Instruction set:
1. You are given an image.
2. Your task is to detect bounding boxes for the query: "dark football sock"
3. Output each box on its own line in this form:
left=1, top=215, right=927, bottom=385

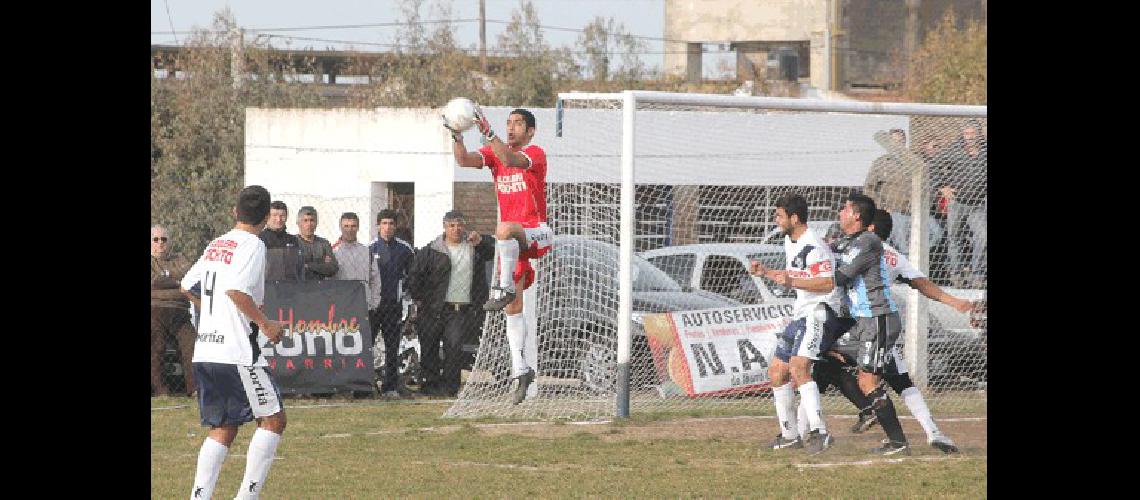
left=865, top=387, right=907, bottom=443
left=836, top=367, right=873, bottom=414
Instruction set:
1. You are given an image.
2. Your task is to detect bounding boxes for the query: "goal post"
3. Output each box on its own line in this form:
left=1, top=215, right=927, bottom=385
left=446, top=90, right=986, bottom=420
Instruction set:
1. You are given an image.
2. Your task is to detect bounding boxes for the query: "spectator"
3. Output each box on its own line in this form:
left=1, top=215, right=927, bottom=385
left=332, top=211, right=382, bottom=335
left=862, top=128, right=944, bottom=256
left=259, top=200, right=304, bottom=282
left=933, top=119, right=987, bottom=287
left=408, top=210, right=496, bottom=397
left=150, top=224, right=196, bottom=396
left=296, top=206, right=339, bottom=280
left=918, top=137, right=953, bottom=284
left=369, top=209, right=416, bottom=398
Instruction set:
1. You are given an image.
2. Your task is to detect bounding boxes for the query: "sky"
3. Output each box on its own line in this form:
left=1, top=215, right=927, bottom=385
left=150, top=0, right=737, bottom=78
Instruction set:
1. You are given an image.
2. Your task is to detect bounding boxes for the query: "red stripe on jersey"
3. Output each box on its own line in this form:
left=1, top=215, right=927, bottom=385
left=809, top=260, right=832, bottom=275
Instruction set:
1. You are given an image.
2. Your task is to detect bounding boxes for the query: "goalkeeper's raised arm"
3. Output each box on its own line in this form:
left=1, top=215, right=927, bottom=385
left=444, top=116, right=485, bottom=169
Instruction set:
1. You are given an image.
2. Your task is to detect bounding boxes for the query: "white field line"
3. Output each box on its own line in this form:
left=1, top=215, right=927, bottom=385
left=288, top=399, right=456, bottom=409
left=151, top=405, right=189, bottom=411
left=682, top=415, right=986, bottom=422
left=796, top=456, right=978, bottom=470
left=323, top=414, right=985, bottom=438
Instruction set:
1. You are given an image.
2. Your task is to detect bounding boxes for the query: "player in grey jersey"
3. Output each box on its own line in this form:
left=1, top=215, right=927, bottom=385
left=831, top=194, right=911, bottom=455
left=844, top=209, right=972, bottom=452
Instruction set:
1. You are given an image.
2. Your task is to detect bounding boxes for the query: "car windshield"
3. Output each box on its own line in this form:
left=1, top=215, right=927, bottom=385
left=557, top=237, right=684, bottom=293
left=634, top=257, right=684, bottom=292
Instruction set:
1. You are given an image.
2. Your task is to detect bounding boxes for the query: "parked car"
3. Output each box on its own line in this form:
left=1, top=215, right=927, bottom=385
left=639, top=242, right=987, bottom=389
left=518, top=235, right=744, bottom=392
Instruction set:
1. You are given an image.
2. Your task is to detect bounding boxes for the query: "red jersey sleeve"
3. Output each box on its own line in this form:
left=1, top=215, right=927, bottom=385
left=521, top=145, right=546, bottom=178
left=477, top=145, right=496, bottom=172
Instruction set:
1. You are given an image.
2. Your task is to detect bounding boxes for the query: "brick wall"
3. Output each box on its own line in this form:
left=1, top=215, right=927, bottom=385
left=453, top=182, right=499, bottom=236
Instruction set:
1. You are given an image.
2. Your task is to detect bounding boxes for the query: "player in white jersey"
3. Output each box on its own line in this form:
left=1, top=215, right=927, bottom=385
left=178, top=185, right=288, bottom=500
left=749, top=194, right=844, bottom=455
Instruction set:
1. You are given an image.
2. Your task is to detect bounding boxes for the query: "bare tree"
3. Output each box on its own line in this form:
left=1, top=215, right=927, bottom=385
left=577, top=16, right=650, bottom=83
left=151, top=9, right=324, bottom=257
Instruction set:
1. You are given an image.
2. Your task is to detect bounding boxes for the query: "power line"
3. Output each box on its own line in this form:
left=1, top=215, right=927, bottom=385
left=247, top=19, right=481, bottom=32
left=163, top=0, right=178, bottom=44
left=150, top=19, right=483, bottom=36
left=249, top=34, right=893, bottom=57
left=152, top=19, right=899, bottom=57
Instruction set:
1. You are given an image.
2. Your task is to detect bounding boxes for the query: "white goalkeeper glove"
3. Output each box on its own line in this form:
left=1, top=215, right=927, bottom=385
left=472, top=104, right=496, bottom=142
left=441, top=115, right=463, bottom=143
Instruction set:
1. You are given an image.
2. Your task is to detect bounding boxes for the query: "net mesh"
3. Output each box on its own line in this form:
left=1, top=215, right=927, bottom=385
left=445, top=95, right=986, bottom=420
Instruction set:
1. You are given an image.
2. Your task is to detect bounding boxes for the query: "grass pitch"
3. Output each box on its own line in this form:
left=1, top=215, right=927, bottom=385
left=152, top=396, right=986, bottom=498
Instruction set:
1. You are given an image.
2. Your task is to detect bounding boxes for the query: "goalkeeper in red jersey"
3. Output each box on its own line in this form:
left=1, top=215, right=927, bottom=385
left=446, top=106, right=552, bottom=405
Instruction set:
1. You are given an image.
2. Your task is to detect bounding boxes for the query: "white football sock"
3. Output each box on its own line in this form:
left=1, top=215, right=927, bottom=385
left=797, top=381, right=827, bottom=433
left=901, top=386, right=940, bottom=442
left=190, top=437, right=228, bottom=500
left=505, top=312, right=528, bottom=377
left=235, top=428, right=282, bottom=500
left=796, top=401, right=810, bottom=439
left=496, top=239, right=520, bottom=292
left=772, top=382, right=798, bottom=440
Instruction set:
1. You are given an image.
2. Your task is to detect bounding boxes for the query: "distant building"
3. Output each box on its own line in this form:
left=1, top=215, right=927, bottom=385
left=663, top=0, right=986, bottom=91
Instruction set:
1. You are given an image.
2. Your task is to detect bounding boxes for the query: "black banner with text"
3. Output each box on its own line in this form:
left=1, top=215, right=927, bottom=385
left=261, top=280, right=374, bottom=395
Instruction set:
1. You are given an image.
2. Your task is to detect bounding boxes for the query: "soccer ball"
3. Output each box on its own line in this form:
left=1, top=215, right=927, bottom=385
left=443, top=97, right=478, bottom=132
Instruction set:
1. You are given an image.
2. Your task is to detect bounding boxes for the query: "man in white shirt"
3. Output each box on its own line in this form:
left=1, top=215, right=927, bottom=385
left=179, top=185, right=287, bottom=500
left=749, top=193, right=844, bottom=455
left=408, top=210, right=496, bottom=397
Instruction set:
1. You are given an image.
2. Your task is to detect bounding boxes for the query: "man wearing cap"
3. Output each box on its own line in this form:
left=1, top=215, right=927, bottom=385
left=295, top=206, right=339, bottom=281
left=408, top=211, right=496, bottom=396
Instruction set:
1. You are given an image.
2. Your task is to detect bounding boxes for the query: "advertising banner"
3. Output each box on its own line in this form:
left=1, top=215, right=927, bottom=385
left=262, top=280, right=375, bottom=395
left=642, top=304, right=794, bottom=397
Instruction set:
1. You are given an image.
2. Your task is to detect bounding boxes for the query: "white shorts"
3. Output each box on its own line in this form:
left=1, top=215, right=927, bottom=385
left=520, top=221, right=553, bottom=259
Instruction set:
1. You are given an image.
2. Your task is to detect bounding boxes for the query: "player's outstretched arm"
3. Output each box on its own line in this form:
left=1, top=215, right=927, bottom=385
left=443, top=115, right=484, bottom=168
left=226, top=290, right=285, bottom=343
left=910, top=277, right=973, bottom=313
left=786, top=276, right=835, bottom=293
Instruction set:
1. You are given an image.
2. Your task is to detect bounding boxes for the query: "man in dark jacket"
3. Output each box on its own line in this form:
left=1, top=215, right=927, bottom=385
left=370, top=209, right=416, bottom=398
left=932, top=119, right=987, bottom=287
left=259, top=201, right=304, bottom=282
left=408, top=210, right=496, bottom=396
left=296, top=206, right=339, bottom=281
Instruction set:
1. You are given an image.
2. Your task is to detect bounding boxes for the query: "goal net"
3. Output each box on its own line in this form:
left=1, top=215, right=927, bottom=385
left=445, top=92, right=986, bottom=420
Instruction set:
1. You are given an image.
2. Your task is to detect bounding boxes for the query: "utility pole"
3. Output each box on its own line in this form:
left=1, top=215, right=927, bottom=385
left=905, top=0, right=921, bottom=59
left=480, top=0, right=487, bottom=73
left=230, top=26, right=244, bottom=90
